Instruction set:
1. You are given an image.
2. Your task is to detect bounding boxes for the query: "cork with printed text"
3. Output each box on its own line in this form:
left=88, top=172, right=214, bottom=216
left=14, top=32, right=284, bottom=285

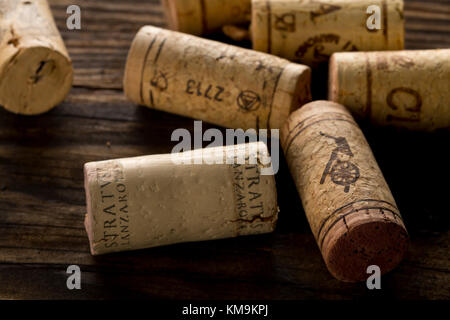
left=84, top=142, right=279, bottom=255
left=329, top=49, right=450, bottom=131
left=123, top=25, right=311, bottom=130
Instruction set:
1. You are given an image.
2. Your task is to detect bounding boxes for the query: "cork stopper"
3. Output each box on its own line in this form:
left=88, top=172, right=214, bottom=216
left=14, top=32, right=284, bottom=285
left=281, top=101, right=409, bottom=282
left=0, top=0, right=73, bottom=115
left=123, top=25, right=311, bottom=130
left=329, top=49, right=450, bottom=131
left=162, top=0, right=251, bottom=36
left=84, top=142, right=279, bottom=255
left=252, top=0, right=404, bottom=66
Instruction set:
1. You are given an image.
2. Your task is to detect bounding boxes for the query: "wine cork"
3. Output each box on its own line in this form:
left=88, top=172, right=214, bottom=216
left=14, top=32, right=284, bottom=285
left=84, top=142, right=279, bottom=255
left=124, top=25, right=311, bottom=130
left=162, top=0, right=251, bottom=35
left=329, top=49, right=450, bottom=131
left=251, top=0, right=404, bottom=66
left=0, top=0, right=73, bottom=115
left=281, top=101, right=409, bottom=282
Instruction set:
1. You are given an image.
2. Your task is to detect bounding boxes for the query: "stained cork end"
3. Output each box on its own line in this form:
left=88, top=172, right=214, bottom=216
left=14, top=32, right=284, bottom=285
left=322, top=212, right=409, bottom=282
left=0, top=46, right=73, bottom=115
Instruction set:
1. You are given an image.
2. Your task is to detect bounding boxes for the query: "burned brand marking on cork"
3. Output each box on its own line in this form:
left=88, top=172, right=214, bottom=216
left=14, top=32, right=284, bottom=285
left=382, top=0, right=388, bottom=43
left=140, top=35, right=168, bottom=106
left=96, top=163, right=131, bottom=250
left=185, top=79, right=225, bottom=102
left=283, top=112, right=358, bottom=155
left=365, top=54, right=373, bottom=118
left=266, top=0, right=272, bottom=53
left=237, top=90, right=261, bottom=112
left=319, top=132, right=360, bottom=193
left=274, top=13, right=296, bottom=32
left=231, top=161, right=269, bottom=233
left=386, top=87, right=422, bottom=122
left=317, top=199, right=404, bottom=250
left=265, top=66, right=285, bottom=130
left=310, top=2, right=341, bottom=22
left=295, top=34, right=358, bottom=62
left=139, top=35, right=157, bottom=104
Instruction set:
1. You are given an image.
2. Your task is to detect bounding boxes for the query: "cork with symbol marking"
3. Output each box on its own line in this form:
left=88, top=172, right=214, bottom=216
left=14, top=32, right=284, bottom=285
left=281, top=100, right=409, bottom=282
left=0, top=0, right=73, bottom=115
left=251, top=0, right=404, bottom=66
left=123, top=25, right=311, bottom=131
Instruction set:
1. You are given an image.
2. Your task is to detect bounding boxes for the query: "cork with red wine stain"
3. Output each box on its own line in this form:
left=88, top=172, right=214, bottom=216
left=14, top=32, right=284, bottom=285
left=281, top=101, right=409, bottom=282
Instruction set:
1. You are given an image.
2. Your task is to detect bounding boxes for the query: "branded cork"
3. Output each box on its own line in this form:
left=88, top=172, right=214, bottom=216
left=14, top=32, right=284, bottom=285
left=329, top=49, right=450, bottom=131
left=162, top=0, right=251, bottom=35
left=124, top=25, right=311, bottom=130
left=84, top=142, right=278, bottom=255
left=281, top=101, right=409, bottom=282
left=0, top=0, right=73, bottom=115
left=251, top=0, right=404, bottom=66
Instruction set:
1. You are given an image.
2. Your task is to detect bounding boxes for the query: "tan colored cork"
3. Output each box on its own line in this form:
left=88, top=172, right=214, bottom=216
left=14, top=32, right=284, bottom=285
left=251, top=0, right=404, bottom=66
left=329, top=49, right=450, bottom=131
left=84, top=142, right=279, bottom=255
left=123, top=25, right=311, bottom=130
left=0, top=0, right=73, bottom=115
left=162, top=0, right=251, bottom=35
left=281, top=101, right=409, bottom=282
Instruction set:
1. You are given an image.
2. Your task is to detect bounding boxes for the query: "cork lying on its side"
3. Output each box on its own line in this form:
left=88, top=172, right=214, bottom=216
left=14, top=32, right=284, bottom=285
left=0, top=0, right=73, bottom=115
left=162, top=0, right=251, bottom=35
left=252, top=0, right=404, bottom=66
left=281, top=101, right=409, bottom=282
left=84, top=142, right=279, bottom=255
left=123, top=25, right=311, bottom=130
left=329, top=49, right=450, bottom=131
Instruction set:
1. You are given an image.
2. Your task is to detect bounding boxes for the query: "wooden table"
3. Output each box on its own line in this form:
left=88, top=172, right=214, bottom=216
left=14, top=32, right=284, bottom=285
left=0, top=0, right=448, bottom=299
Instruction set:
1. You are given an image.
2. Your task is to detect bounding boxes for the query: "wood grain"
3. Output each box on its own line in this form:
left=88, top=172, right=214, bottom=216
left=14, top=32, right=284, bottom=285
left=0, top=0, right=448, bottom=299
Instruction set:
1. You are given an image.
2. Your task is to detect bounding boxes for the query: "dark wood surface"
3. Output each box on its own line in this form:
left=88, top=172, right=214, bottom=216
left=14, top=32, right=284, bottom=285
left=0, top=0, right=449, bottom=300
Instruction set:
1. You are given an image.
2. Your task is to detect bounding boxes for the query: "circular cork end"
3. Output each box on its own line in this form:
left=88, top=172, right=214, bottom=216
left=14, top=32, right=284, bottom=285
left=162, top=0, right=203, bottom=35
left=322, top=214, right=409, bottom=282
left=0, top=46, right=73, bottom=115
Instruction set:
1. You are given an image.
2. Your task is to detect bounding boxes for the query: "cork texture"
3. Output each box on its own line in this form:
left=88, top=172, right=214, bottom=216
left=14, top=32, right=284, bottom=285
left=84, top=142, right=279, bottom=255
left=281, top=101, right=409, bottom=282
left=0, top=0, right=73, bottom=115
left=251, top=0, right=404, bottom=66
left=329, top=49, right=450, bottom=131
left=123, top=25, right=311, bottom=130
left=162, top=0, right=251, bottom=35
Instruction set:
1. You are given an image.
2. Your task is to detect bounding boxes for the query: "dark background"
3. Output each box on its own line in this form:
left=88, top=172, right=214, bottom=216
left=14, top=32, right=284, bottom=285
left=0, top=0, right=448, bottom=299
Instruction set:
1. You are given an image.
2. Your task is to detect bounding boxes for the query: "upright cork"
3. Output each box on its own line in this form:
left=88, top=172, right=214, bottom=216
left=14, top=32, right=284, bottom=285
left=162, top=0, right=251, bottom=35
left=281, top=101, right=409, bottom=282
left=84, top=142, right=278, bottom=255
left=329, top=49, right=450, bottom=131
left=251, top=0, right=404, bottom=66
left=0, top=0, right=73, bottom=115
left=124, top=25, right=311, bottom=130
